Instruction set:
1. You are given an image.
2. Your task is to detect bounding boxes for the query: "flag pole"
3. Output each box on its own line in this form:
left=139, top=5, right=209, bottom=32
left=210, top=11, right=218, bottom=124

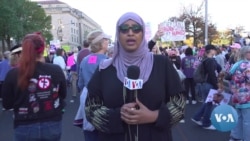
left=205, top=0, right=208, bottom=45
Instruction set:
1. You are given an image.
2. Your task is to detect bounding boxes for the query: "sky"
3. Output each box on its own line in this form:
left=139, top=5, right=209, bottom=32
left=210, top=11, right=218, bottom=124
left=36, top=0, right=250, bottom=39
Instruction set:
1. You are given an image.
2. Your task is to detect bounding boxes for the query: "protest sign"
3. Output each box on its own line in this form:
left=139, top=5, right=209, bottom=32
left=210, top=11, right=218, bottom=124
left=50, top=40, right=61, bottom=49
left=160, top=21, right=186, bottom=42
left=205, top=89, right=231, bottom=105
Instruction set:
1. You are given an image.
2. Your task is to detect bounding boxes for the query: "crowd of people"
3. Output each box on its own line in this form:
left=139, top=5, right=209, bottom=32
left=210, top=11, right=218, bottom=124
left=0, top=11, right=249, bottom=141
left=151, top=36, right=250, bottom=141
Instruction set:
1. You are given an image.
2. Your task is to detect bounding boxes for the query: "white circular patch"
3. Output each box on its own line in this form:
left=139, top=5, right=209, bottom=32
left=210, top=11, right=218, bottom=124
left=38, top=77, right=51, bottom=90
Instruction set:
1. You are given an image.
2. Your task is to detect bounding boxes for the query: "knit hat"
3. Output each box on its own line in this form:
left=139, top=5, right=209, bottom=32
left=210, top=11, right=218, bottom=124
left=230, top=43, right=241, bottom=49
left=205, top=44, right=216, bottom=51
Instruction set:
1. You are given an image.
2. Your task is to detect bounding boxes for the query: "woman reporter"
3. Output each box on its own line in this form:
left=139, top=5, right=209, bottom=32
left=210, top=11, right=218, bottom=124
left=85, top=12, right=185, bottom=141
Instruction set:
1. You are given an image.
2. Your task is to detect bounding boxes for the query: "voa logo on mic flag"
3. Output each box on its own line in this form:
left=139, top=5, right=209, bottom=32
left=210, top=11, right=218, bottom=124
left=210, top=104, right=238, bottom=132
left=124, top=77, right=143, bottom=90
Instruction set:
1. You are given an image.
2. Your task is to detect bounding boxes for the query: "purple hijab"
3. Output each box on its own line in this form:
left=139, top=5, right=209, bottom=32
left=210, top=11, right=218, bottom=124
left=100, top=12, right=153, bottom=83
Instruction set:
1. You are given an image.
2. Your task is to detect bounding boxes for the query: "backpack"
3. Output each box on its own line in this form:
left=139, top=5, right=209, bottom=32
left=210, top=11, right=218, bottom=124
left=193, top=58, right=208, bottom=83
left=192, top=57, right=201, bottom=69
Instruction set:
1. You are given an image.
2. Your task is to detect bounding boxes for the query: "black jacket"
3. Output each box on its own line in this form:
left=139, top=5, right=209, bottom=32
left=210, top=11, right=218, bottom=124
left=204, top=58, right=218, bottom=89
left=86, top=55, right=182, bottom=141
left=2, top=62, right=67, bottom=127
left=148, top=40, right=156, bottom=51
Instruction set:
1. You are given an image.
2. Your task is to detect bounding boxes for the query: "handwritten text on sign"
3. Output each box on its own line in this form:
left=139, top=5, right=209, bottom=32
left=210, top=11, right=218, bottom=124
left=124, top=77, right=143, bottom=90
left=160, top=21, right=186, bottom=42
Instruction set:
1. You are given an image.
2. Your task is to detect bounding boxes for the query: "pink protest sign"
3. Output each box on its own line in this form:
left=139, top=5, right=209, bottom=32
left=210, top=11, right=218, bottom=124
left=88, top=55, right=97, bottom=64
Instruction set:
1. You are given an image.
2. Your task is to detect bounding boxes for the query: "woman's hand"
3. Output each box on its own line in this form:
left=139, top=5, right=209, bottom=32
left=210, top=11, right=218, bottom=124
left=120, top=98, right=159, bottom=125
left=152, top=25, right=164, bottom=42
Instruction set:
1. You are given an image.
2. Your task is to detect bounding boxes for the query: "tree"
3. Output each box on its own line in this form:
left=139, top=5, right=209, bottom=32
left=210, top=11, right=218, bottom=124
left=0, top=0, right=52, bottom=51
left=0, top=0, right=19, bottom=51
left=169, top=2, right=218, bottom=47
left=234, top=26, right=245, bottom=34
left=211, top=30, right=232, bottom=45
left=18, top=1, right=53, bottom=44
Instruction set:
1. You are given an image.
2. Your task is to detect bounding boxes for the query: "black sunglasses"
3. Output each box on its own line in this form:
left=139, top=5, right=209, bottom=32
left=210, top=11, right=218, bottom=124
left=119, top=24, right=142, bottom=34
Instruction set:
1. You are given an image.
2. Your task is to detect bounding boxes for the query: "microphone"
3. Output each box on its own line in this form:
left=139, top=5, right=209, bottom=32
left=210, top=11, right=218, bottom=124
left=124, top=65, right=143, bottom=104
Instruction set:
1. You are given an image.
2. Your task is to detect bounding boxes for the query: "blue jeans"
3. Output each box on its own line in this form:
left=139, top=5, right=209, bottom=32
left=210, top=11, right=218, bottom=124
left=196, top=82, right=212, bottom=102
left=193, top=102, right=215, bottom=127
left=84, top=130, right=99, bottom=141
left=193, top=83, right=214, bottom=127
left=230, top=108, right=250, bottom=141
left=14, top=121, right=62, bottom=141
left=200, top=83, right=213, bottom=102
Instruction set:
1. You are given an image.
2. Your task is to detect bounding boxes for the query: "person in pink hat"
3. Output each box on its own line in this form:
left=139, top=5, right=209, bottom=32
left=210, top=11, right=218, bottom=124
left=228, top=43, right=241, bottom=65
left=231, top=43, right=241, bottom=49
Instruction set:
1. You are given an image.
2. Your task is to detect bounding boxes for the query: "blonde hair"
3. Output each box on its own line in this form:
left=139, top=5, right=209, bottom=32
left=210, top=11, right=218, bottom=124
left=87, top=30, right=105, bottom=53
left=229, top=48, right=241, bottom=62
left=239, top=46, right=250, bottom=60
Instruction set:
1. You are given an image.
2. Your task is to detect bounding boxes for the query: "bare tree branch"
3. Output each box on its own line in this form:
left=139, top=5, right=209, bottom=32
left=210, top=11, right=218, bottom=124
left=167, top=0, right=217, bottom=46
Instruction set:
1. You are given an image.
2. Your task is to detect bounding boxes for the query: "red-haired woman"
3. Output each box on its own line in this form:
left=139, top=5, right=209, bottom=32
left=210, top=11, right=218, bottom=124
left=2, top=32, right=67, bottom=141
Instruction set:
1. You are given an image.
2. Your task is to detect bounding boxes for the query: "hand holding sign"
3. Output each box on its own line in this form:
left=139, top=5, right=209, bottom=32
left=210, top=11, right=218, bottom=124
left=152, top=25, right=164, bottom=42
left=205, top=89, right=231, bottom=105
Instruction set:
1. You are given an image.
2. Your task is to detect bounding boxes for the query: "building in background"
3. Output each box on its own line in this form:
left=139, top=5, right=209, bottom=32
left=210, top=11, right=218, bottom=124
left=37, top=0, right=101, bottom=52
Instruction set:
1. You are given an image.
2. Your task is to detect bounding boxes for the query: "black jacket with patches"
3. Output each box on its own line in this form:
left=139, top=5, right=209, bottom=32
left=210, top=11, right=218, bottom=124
left=2, top=62, right=67, bottom=128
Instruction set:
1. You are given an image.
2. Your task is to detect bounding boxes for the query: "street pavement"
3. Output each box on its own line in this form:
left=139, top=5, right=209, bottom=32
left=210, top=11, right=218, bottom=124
left=172, top=103, right=230, bottom=141
left=0, top=88, right=230, bottom=141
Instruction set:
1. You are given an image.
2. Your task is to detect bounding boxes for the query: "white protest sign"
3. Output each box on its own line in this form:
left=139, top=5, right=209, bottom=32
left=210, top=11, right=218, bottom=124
left=205, top=89, right=232, bottom=105
left=50, top=40, right=61, bottom=49
left=160, top=21, right=186, bottom=42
